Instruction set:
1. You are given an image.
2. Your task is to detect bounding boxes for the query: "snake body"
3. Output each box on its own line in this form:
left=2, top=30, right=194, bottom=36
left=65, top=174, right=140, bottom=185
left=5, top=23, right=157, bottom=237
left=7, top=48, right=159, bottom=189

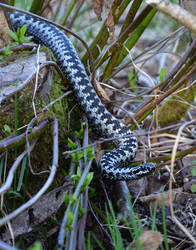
left=9, top=12, right=155, bottom=180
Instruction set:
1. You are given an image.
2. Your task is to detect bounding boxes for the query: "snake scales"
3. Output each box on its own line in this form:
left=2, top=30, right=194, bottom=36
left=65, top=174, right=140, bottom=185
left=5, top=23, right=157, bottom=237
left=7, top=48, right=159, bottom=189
left=9, top=12, right=155, bottom=180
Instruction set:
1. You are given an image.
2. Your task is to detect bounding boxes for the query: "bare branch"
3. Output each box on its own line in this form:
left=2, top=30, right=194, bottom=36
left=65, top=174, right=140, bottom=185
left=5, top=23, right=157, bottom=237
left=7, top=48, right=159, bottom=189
left=146, top=0, right=196, bottom=33
left=0, top=118, right=58, bottom=227
left=0, top=140, right=36, bottom=195
left=0, top=240, right=19, bottom=250
left=169, top=119, right=196, bottom=245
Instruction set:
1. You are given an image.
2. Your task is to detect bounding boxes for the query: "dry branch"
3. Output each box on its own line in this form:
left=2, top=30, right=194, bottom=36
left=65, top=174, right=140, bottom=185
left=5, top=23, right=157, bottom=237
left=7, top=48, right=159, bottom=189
left=0, top=118, right=58, bottom=227
left=146, top=0, right=196, bottom=33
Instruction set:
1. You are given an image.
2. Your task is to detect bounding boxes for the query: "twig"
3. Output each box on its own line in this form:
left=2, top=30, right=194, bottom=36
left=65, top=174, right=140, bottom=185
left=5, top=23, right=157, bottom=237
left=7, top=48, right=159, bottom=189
left=0, top=240, right=19, bottom=250
left=0, top=120, right=48, bottom=152
left=58, top=118, right=94, bottom=249
left=57, top=159, right=93, bottom=249
left=0, top=140, right=36, bottom=195
left=0, top=42, right=38, bottom=53
left=66, top=0, right=86, bottom=30
left=0, top=118, right=58, bottom=226
left=89, top=201, right=115, bottom=248
left=67, top=199, right=79, bottom=250
left=62, top=121, right=193, bottom=155
left=109, top=26, right=184, bottom=79
left=78, top=189, right=88, bottom=250
left=146, top=0, right=196, bottom=34
left=32, top=44, right=41, bottom=117
left=134, top=65, right=196, bottom=121
left=160, top=37, right=196, bottom=91
left=42, top=90, right=72, bottom=112
left=169, top=119, right=196, bottom=246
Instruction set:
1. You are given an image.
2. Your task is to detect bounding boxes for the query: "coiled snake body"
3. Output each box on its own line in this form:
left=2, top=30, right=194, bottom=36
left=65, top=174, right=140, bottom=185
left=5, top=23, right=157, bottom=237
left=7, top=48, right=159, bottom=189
left=9, top=12, right=155, bottom=180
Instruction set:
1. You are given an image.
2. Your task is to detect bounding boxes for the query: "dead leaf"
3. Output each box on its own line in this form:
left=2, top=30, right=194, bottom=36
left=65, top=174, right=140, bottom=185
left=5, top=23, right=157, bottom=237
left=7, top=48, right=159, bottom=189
left=129, top=230, right=163, bottom=250
left=139, top=188, right=183, bottom=207
left=127, top=178, right=150, bottom=197
left=3, top=182, right=72, bottom=241
left=94, top=79, right=111, bottom=102
left=92, top=0, right=103, bottom=21
left=106, top=9, right=115, bottom=42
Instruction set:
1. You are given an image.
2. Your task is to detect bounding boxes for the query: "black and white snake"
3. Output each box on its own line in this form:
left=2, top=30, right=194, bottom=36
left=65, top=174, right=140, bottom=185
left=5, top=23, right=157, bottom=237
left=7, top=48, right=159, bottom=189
left=8, top=12, right=155, bottom=180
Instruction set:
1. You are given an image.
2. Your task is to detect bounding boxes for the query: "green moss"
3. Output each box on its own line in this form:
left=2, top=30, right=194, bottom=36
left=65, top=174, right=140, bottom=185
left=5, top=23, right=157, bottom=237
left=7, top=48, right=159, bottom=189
left=46, top=70, right=69, bottom=132
left=157, top=84, right=196, bottom=127
left=0, top=50, right=35, bottom=67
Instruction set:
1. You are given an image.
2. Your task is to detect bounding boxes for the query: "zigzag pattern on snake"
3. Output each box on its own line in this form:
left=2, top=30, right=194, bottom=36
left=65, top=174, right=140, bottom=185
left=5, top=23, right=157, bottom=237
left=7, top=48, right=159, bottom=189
left=8, top=12, right=155, bottom=180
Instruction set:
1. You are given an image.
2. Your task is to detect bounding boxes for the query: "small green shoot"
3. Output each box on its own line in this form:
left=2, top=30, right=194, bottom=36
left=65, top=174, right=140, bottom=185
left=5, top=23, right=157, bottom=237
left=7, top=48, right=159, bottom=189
left=17, top=156, right=27, bottom=192
left=78, top=204, right=87, bottom=217
left=6, top=190, right=23, bottom=199
left=71, top=150, right=83, bottom=163
left=161, top=188, right=169, bottom=250
left=64, top=193, right=70, bottom=206
left=128, top=71, right=137, bottom=89
left=150, top=202, right=158, bottom=231
left=159, top=68, right=167, bottom=82
left=86, top=147, right=94, bottom=160
left=75, top=128, right=84, bottom=140
left=8, top=24, right=32, bottom=44
left=71, top=167, right=82, bottom=186
left=81, top=172, right=94, bottom=192
left=70, top=196, right=78, bottom=205
left=28, top=241, right=42, bottom=250
left=105, top=202, right=123, bottom=249
left=191, top=184, right=196, bottom=193
left=68, top=137, right=94, bottom=163
left=66, top=211, right=74, bottom=230
left=3, top=124, right=12, bottom=136
left=191, top=163, right=196, bottom=193
left=68, top=138, right=83, bottom=163
left=0, top=44, right=12, bottom=59
left=68, top=137, right=77, bottom=149
left=71, top=167, right=93, bottom=191
left=127, top=195, right=142, bottom=250
left=28, top=126, right=33, bottom=133
left=0, top=158, right=4, bottom=181
left=64, top=193, right=78, bottom=207
left=83, top=232, right=104, bottom=250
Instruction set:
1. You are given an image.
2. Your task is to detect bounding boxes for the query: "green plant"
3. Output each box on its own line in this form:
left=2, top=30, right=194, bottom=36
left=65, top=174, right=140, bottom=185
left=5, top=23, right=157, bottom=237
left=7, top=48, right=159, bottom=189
left=17, top=156, right=27, bottom=192
left=67, top=126, right=94, bottom=163
left=29, top=0, right=44, bottom=14
left=191, top=162, right=196, bottom=193
left=28, top=241, right=42, bottom=250
left=8, top=24, right=32, bottom=44
left=105, top=202, right=124, bottom=249
left=159, top=68, right=167, bottom=82
left=66, top=211, right=74, bottom=230
left=128, top=71, right=137, bottom=89
left=3, top=124, right=12, bottom=136
left=0, top=44, right=12, bottom=59
left=161, top=188, right=169, bottom=250
left=68, top=138, right=83, bottom=163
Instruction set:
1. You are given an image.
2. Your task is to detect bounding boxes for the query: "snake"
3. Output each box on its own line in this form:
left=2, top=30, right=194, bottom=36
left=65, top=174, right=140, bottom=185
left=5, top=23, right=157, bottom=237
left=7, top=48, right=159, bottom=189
left=8, top=12, right=156, bottom=180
